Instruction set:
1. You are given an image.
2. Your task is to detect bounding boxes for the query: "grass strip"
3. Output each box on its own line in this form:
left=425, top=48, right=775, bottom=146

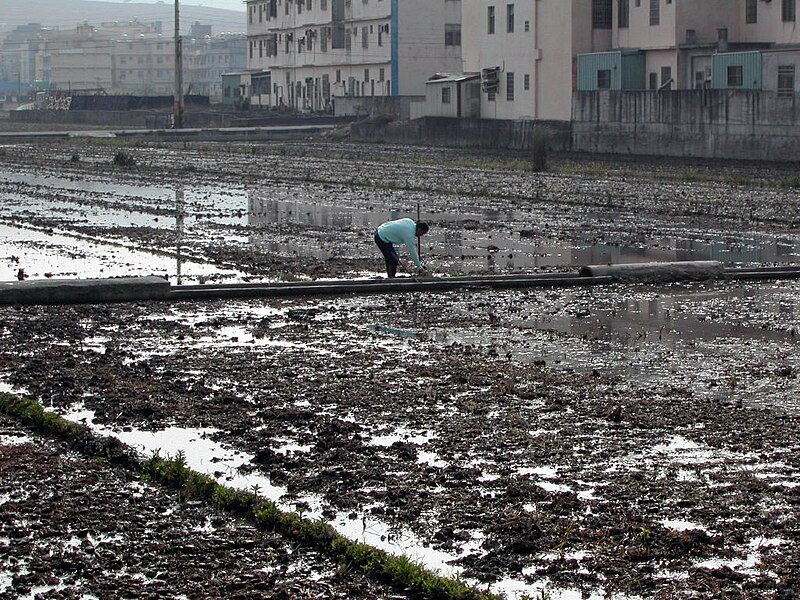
left=0, top=393, right=500, bottom=600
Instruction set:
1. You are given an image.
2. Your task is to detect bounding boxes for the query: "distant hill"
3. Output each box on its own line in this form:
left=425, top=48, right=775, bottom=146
left=0, top=0, right=246, bottom=36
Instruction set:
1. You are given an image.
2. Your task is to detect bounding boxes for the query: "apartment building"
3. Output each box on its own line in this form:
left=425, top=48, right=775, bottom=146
left=35, top=25, right=116, bottom=92
left=31, top=22, right=171, bottom=94
left=0, top=23, right=52, bottom=87
left=461, top=1, right=602, bottom=121
left=24, top=20, right=245, bottom=101
left=246, top=0, right=463, bottom=111
left=579, top=0, right=800, bottom=94
left=186, top=34, right=247, bottom=101
left=459, top=0, right=800, bottom=123
left=111, top=23, right=175, bottom=95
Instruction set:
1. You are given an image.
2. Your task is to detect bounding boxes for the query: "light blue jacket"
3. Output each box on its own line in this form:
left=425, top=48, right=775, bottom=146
left=377, top=218, right=423, bottom=268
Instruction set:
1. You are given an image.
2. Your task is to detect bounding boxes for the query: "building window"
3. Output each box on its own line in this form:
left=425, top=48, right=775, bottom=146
left=694, top=69, right=706, bottom=89
left=650, top=0, right=660, bottom=25
left=727, top=65, right=743, bottom=87
left=364, top=68, right=369, bottom=82
left=746, top=0, right=757, bottom=23
left=661, top=66, right=672, bottom=88
left=442, top=87, right=451, bottom=104
left=592, top=0, right=612, bottom=29
left=362, top=27, right=368, bottom=48
left=784, top=0, right=797, bottom=22
left=379, top=68, right=385, bottom=81
left=778, top=65, right=795, bottom=96
left=649, top=72, right=657, bottom=89
left=488, top=6, right=495, bottom=34
left=524, top=73, right=530, bottom=90
left=506, top=71, right=514, bottom=101
left=488, top=90, right=496, bottom=102
left=445, top=24, right=461, bottom=46
left=507, top=4, right=515, bottom=33
left=597, top=69, right=611, bottom=89
left=618, top=0, right=629, bottom=28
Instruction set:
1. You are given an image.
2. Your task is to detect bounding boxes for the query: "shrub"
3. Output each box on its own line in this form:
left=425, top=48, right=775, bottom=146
left=112, top=151, right=136, bottom=167
left=531, top=129, right=551, bottom=173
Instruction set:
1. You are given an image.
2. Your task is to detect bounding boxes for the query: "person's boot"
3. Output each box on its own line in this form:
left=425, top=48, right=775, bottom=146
left=387, top=264, right=397, bottom=278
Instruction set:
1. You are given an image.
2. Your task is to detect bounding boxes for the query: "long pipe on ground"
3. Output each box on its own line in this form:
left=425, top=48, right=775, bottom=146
left=168, top=273, right=612, bottom=301
left=2, top=262, right=800, bottom=305
left=168, top=263, right=800, bottom=302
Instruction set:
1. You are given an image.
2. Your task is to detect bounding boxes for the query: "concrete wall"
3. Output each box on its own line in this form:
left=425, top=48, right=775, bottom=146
left=11, top=109, right=175, bottom=128
left=572, top=89, right=800, bottom=160
left=350, top=116, right=572, bottom=151
left=10, top=109, right=353, bottom=129
left=334, top=95, right=424, bottom=119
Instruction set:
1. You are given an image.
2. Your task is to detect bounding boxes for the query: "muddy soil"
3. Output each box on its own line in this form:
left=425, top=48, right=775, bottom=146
left=0, top=415, right=402, bottom=599
left=1, top=140, right=800, bottom=599
left=2, top=140, right=800, bottom=282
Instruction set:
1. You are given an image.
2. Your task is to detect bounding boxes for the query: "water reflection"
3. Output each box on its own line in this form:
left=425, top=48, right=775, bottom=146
left=176, top=186, right=186, bottom=285
left=425, top=282, right=800, bottom=412
left=246, top=190, right=800, bottom=272
left=3, top=167, right=800, bottom=280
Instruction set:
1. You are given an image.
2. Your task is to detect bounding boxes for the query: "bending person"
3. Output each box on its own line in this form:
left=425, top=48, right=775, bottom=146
left=374, top=218, right=429, bottom=278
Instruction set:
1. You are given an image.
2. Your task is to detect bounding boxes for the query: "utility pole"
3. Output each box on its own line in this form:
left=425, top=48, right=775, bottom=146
left=174, top=0, right=184, bottom=129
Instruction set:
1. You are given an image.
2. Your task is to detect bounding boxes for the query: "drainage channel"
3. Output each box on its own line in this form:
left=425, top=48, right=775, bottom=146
left=1, top=262, right=800, bottom=305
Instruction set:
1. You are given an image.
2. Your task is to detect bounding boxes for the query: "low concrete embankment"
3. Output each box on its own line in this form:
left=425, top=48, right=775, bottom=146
left=0, top=276, right=170, bottom=305
left=0, top=124, right=341, bottom=143
left=2, top=263, right=800, bottom=306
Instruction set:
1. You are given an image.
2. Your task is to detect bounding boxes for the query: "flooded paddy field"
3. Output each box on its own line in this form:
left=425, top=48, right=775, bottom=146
left=1, top=140, right=800, bottom=599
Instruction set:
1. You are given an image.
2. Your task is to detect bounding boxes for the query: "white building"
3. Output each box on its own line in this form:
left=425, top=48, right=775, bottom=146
left=246, top=0, right=463, bottom=111
left=578, top=0, right=800, bottom=94
left=461, top=0, right=601, bottom=121
left=411, top=72, right=480, bottom=118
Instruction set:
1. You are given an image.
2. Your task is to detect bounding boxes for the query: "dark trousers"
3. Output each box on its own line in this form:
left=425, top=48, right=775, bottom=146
left=374, top=230, right=399, bottom=277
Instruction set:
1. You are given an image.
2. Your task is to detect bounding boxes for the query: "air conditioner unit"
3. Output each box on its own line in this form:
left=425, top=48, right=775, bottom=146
left=481, top=66, right=500, bottom=93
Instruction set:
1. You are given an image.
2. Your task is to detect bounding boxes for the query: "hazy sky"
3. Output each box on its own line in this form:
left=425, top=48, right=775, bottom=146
left=97, top=0, right=246, bottom=12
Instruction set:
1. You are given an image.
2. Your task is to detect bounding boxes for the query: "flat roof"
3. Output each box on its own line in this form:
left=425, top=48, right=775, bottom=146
left=425, top=72, right=480, bottom=84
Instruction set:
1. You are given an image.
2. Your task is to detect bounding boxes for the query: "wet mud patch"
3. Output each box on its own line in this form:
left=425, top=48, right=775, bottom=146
left=2, top=140, right=800, bottom=598
left=1, top=286, right=800, bottom=598
left=0, top=415, right=403, bottom=599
